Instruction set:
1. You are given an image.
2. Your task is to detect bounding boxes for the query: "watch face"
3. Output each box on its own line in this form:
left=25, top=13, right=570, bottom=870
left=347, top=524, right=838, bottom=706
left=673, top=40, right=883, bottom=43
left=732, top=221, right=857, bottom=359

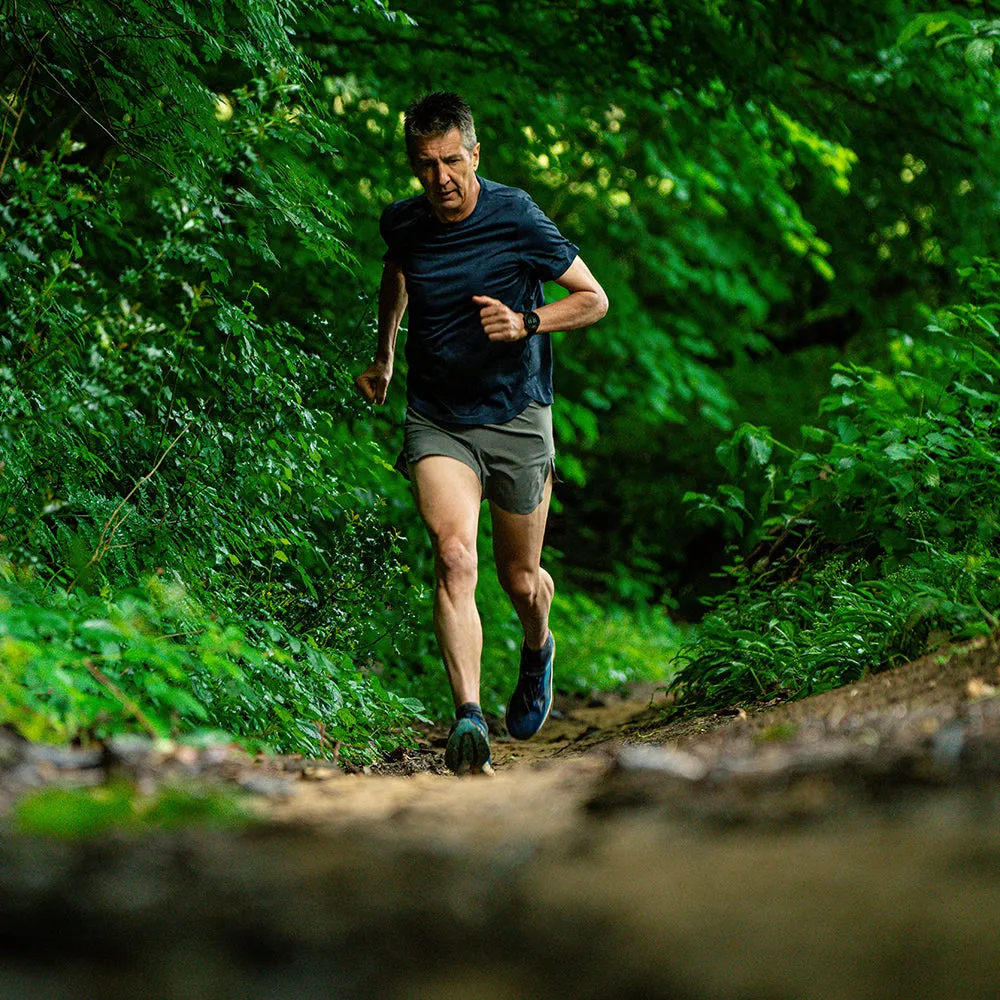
left=524, top=311, right=540, bottom=334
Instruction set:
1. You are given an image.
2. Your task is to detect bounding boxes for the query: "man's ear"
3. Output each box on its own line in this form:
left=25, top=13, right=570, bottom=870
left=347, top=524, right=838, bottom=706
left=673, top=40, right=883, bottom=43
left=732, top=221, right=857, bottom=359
left=472, top=142, right=481, bottom=170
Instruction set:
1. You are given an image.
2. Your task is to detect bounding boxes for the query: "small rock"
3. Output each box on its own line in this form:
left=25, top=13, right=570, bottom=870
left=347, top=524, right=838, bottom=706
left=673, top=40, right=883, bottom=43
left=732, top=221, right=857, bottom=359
left=615, top=746, right=708, bottom=782
left=236, top=774, right=299, bottom=799
left=966, top=678, right=997, bottom=700
left=106, top=734, right=156, bottom=769
left=26, top=744, right=104, bottom=770
left=202, top=744, right=236, bottom=766
left=930, top=722, right=965, bottom=769
left=170, top=745, right=200, bottom=767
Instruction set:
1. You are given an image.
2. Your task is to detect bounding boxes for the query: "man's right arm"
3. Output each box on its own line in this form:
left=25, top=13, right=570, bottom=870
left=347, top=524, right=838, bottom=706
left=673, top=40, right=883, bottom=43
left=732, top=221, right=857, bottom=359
left=356, top=260, right=407, bottom=405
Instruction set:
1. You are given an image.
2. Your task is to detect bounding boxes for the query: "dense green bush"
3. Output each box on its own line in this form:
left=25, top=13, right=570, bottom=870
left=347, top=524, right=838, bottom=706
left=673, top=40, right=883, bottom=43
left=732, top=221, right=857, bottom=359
left=674, top=258, right=1000, bottom=707
left=0, top=569, right=422, bottom=755
left=0, top=1, right=428, bottom=760
left=0, top=152, right=424, bottom=754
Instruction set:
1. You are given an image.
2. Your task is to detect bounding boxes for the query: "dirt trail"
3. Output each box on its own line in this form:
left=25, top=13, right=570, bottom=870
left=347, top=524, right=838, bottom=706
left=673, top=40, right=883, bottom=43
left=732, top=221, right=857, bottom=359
left=266, top=690, right=661, bottom=841
left=4, top=634, right=1000, bottom=999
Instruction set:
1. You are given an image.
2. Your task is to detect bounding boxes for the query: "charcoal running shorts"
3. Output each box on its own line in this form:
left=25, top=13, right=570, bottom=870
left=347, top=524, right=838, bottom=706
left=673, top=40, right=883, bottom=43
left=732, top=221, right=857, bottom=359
left=396, top=401, right=555, bottom=514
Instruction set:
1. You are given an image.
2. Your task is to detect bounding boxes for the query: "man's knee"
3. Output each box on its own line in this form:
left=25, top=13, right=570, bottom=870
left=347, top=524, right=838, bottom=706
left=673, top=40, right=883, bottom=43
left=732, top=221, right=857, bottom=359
left=498, top=565, right=538, bottom=604
left=435, top=534, right=478, bottom=591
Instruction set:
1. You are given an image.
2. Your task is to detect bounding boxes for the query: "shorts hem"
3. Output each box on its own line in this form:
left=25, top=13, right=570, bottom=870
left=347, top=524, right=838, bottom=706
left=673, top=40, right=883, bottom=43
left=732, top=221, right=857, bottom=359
left=400, top=404, right=554, bottom=513
left=485, top=459, right=554, bottom=515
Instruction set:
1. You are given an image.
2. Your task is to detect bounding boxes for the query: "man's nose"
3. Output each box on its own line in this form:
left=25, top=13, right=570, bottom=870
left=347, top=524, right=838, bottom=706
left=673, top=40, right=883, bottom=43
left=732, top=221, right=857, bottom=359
left=435, top=163, right=449, bottom=186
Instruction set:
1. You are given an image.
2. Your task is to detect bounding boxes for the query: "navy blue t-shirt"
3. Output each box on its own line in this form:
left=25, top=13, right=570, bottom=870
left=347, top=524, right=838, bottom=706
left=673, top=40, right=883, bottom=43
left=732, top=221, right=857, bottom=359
left=380, top=176, right=579, bottom=425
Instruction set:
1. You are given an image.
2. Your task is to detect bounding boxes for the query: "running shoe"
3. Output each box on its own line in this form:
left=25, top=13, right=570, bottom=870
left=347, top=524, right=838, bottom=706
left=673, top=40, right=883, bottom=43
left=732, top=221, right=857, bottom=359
left=505, top=632, right=555, bottom=740
left=444, top=711, right=493, bottom=776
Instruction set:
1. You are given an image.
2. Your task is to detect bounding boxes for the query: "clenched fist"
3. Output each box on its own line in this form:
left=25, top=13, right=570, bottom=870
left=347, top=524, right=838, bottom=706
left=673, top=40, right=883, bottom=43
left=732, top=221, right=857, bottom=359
left=355, top=360, right=392, bottom=405
left=472, top=295, right=526, bottom=342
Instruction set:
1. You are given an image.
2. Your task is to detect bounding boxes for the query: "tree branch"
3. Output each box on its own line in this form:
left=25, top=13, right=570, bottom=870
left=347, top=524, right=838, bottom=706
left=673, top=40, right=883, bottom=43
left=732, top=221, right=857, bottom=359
left=791, top=63, right=977, bottom=155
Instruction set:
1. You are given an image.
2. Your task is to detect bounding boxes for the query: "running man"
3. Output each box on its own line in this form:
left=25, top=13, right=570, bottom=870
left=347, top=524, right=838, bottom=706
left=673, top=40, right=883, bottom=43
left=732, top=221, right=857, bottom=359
left=356, top=92, right=608, bottom=775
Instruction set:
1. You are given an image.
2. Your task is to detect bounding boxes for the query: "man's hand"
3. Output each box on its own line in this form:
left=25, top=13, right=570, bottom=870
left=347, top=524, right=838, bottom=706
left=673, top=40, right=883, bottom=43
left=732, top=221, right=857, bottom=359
left=355, top=360, right=393, bottom=405
left=472, top=295, right=526, bottom=342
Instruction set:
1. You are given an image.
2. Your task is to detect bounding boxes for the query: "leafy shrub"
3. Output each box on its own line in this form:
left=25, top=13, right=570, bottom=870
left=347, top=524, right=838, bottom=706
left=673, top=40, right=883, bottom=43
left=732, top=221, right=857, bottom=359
left=0, top=3, right=426, bottom=759
left=674, top=258, right=1000, bottom=707
left=0, top=569, right=422, bottom=760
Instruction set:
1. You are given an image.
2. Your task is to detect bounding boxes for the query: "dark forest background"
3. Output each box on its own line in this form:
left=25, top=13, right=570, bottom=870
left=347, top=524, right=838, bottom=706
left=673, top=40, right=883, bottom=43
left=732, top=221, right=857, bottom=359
left=2, top=0, right=999, bottom=758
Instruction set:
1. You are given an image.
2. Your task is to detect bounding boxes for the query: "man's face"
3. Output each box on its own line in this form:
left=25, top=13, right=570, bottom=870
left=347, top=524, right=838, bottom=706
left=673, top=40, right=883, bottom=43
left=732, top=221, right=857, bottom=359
left=410, top=128, right=481, bottom=223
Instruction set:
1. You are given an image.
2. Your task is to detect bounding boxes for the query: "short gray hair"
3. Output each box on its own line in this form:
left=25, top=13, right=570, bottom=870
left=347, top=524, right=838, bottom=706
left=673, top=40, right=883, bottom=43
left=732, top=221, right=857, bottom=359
left=404, top=92, right=477, bottom=160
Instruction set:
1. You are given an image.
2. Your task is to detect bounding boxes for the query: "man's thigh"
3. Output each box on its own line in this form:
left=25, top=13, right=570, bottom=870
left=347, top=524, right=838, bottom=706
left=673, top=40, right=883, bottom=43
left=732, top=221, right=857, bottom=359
left=475, top=402, right=554, bottom=515
left=410, top=455, right=483, bottom=547
left=489, top=470, right=552, bottom=575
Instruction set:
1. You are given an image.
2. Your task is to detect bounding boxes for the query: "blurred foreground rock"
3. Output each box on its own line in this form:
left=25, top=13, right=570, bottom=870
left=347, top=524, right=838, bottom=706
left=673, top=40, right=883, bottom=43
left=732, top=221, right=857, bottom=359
left=3, top=779, right=1000, bottom=1000
left=4, top=636, right=1000, bottom=999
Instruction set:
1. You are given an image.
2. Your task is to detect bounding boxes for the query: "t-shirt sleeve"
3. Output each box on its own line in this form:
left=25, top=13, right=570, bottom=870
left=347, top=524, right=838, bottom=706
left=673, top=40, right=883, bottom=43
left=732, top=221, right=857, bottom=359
left=380, top=203, right=403, bottom=263
left=517, top=195, right=579, bottom=282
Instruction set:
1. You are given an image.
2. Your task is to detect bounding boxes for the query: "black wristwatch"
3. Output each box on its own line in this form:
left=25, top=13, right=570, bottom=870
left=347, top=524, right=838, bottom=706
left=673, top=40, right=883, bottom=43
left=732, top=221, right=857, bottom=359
left=523, top=310, right=541, bottom=336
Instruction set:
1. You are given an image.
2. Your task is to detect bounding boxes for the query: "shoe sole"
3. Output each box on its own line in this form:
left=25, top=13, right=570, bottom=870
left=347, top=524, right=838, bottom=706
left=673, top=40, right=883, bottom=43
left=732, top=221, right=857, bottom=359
left=445, top=718, right=493, bottom=776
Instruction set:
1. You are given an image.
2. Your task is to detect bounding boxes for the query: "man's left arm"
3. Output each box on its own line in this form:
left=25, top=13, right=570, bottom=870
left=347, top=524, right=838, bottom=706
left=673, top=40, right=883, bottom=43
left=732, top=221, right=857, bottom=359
left=473, top=256, right=609, bottom=342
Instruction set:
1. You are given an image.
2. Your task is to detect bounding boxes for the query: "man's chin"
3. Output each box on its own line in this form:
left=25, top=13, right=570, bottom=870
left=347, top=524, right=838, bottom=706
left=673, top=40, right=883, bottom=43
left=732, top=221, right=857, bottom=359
left=430, top=192, right=465, bottom=219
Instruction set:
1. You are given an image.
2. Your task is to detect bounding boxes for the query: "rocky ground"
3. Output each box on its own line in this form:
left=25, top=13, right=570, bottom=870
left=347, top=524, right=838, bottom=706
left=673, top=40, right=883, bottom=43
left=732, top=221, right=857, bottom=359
left=3, top=633, right=1000, bottom=999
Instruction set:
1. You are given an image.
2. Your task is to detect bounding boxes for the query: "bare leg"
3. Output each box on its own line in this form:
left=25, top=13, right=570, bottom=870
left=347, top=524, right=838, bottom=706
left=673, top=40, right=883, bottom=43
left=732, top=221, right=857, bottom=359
left=489, top=472, right=554, bottom=650
left=410, top=456, right=484, bottom=708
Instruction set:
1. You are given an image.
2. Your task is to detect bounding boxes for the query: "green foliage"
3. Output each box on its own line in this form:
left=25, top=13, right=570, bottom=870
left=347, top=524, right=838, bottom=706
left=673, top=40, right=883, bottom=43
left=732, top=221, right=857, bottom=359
left=311, top=0, right=1000, bottom=594
left=0, top=0, right=376, bottom=262
left=0, top=571, right=423, bottom=759
left=545, top=590, right=685, bottom=697
left=0, top=0, right=425, bottom=759
left=898, top=9, right=999, bottom=69
left=0, top=134, right=421, bottom=757
left=13, top=781, right=256, bottom=840
left=671, top=258, right=1000, bottom=707
left=5, top=0, right=1000, bottom=748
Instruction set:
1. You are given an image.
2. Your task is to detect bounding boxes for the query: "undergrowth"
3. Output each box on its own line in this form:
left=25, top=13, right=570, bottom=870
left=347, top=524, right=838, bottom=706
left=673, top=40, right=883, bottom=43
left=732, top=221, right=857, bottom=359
left=674, top=258, right=1000, bottom=707
left=0, top=569, right=423, bottom=760
left=0, top=26, right=423, bottom=762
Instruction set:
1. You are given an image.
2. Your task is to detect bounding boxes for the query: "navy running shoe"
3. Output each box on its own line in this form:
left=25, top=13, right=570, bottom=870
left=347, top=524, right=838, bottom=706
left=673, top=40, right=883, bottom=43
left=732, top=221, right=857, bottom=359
left=505, top=632, right=555, bottom=740
left=445, top=706, right=493, bottom=776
